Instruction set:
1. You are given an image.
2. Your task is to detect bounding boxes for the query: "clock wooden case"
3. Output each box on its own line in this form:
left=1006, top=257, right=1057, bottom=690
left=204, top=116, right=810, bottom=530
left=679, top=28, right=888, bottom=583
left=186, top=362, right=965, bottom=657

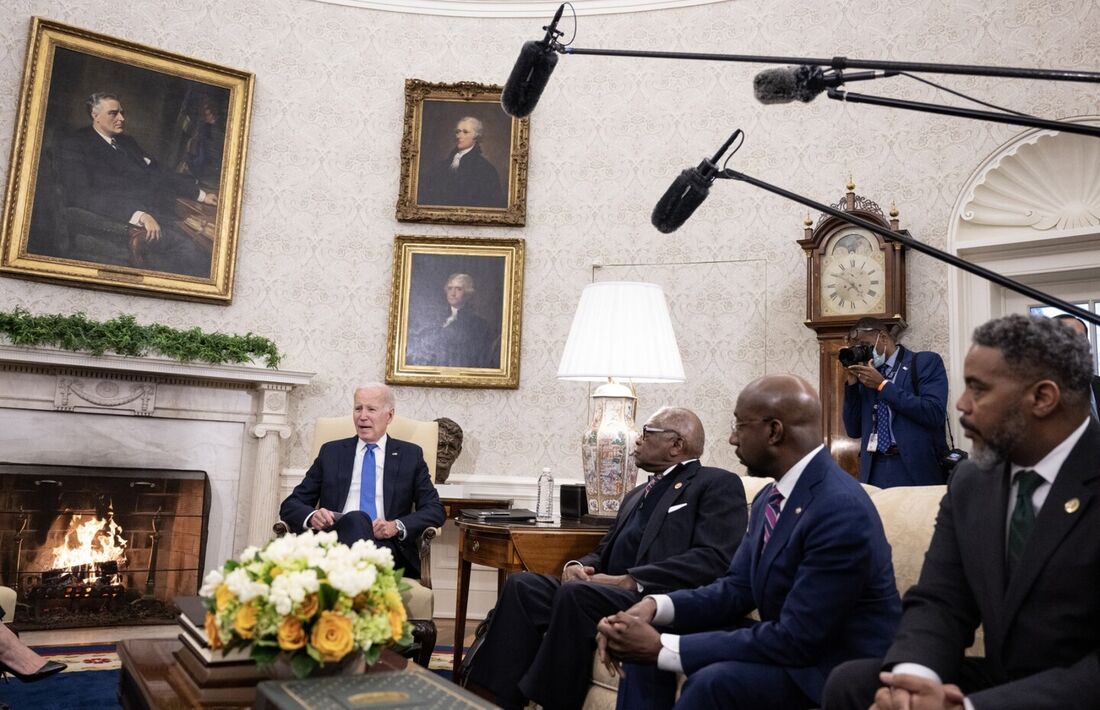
left=798, top=182, right=907, bottom=476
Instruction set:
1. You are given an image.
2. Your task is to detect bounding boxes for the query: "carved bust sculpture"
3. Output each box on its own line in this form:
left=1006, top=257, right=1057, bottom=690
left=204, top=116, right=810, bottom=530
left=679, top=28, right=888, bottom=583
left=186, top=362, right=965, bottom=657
left=434, top=417, right=464, bottom=484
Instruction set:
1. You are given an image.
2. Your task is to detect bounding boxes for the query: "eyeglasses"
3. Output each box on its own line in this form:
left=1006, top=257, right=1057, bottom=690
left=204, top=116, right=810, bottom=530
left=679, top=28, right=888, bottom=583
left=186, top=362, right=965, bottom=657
left=732, top=417, right=776, bottom=433
left=640, top=425, right=681, bottom=441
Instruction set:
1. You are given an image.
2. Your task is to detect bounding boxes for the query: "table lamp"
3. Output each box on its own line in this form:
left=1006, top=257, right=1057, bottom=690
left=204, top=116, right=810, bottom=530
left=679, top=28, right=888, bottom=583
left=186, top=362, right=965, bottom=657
left=557, top=281, right=685, bottom=520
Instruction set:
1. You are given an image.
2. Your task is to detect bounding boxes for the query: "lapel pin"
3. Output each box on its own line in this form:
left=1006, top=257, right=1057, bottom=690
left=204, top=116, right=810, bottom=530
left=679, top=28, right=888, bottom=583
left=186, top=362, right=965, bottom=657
left=674, top=482, right=683, bottom=489
left=795, top=507, right=802, bottom=514
left=1065, top=498, right=1080, bottom=514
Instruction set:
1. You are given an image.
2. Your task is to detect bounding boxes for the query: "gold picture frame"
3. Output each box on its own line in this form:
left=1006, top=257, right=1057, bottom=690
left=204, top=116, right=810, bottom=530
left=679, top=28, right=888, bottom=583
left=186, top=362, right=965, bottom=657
left=396, top=79, right=529, bottom=227
left=0, top=18, right=254, bottom=302
left=386, top=235, right=525, bottom=389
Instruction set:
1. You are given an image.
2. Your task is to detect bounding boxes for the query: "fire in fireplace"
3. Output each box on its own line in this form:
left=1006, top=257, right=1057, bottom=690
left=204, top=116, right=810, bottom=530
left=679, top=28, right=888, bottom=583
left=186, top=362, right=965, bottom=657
left=0, top=463, right=210, bottom=630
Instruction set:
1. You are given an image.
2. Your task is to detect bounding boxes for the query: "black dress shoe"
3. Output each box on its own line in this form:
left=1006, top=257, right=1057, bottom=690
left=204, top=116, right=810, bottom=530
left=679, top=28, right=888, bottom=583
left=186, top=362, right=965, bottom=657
left=0, top=659, right=66, bottom=682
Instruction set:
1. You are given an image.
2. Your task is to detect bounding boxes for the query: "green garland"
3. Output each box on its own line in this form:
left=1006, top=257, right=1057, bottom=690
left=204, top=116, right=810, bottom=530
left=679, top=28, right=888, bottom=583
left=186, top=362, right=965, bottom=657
left=0, top=307, right=282, bottom=369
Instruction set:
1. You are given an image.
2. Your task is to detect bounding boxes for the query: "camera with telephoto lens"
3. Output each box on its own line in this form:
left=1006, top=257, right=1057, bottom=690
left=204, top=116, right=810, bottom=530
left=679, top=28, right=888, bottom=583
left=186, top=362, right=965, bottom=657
left=838, top=343, right=875, bottom=367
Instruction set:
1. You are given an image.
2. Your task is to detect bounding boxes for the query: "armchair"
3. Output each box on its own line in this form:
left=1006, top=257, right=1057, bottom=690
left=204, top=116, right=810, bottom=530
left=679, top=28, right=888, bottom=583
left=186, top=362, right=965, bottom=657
left=274, top=414, right=442, bottom=668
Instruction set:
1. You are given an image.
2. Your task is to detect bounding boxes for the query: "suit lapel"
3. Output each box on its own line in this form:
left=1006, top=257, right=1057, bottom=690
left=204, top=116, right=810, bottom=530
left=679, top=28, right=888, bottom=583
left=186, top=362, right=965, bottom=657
left=636, top=462, right=696, bottom=560
left=383, top=438, right=400, bottom=518
left=893, top=347, right=914, bottom=390
left=754, top=451, right=826, bottom=598
left=334, top=437, right=358, bottom=511
left=977, top=462, right=1011, bottom=605
left=1001, top=426, right=1100, bottom=633
left=599, top=484, right=645, bottom=569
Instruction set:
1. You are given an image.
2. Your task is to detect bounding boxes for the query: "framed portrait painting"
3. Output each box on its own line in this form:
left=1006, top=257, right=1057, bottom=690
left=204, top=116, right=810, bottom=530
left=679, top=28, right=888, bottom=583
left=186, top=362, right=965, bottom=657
left=386, top=235, right=525, bottom=389
left=0, top=18, right=253, bottom=302
left=396, top=80, right=529, bottom=227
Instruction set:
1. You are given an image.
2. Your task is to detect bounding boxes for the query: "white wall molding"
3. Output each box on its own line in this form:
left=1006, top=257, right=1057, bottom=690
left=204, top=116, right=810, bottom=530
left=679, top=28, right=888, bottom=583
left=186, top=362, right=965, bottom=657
left=308, top=0, right=732, bottom=18
left=947, top=116, right=1100, bottom=417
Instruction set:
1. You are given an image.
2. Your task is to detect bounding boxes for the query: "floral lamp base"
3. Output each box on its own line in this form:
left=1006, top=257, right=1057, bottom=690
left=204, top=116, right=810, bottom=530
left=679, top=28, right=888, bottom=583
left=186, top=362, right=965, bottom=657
left=580, top=381, right=639, bottom=518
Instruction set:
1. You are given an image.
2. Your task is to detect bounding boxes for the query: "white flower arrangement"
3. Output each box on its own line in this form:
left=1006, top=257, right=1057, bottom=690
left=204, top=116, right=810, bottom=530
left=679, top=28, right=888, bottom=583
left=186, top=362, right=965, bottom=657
left=199, top=531, right=411, bottom=677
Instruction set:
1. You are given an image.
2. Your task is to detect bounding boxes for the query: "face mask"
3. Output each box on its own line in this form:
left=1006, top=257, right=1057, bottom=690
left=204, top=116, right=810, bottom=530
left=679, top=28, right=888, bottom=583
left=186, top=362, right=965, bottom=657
left=871, top=333, right=887, bottom=369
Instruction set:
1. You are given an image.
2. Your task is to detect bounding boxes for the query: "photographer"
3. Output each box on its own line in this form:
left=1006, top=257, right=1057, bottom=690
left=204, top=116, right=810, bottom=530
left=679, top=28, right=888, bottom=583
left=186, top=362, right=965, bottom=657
left=841, top=318, right=948, bottom=487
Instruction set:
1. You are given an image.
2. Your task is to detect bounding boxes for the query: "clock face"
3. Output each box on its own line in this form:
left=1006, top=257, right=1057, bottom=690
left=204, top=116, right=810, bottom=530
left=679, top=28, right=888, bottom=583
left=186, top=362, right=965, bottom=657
left=820, top=251, right=886, bottom=316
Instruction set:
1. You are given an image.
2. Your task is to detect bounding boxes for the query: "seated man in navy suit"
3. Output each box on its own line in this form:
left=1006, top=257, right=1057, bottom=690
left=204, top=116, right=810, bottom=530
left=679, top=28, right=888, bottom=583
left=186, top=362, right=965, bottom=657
left=842, top=318, right=949, bottom=487
left=465, top=407, right=748, bottom=710
left=279, top=383, right=444, bottom=580
left=599, top=375, right=901, bottom=710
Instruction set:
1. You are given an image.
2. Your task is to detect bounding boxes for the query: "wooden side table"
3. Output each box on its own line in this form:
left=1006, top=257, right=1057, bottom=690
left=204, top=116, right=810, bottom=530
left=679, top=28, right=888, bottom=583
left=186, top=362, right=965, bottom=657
left=451, top=518, right=611, bottom=675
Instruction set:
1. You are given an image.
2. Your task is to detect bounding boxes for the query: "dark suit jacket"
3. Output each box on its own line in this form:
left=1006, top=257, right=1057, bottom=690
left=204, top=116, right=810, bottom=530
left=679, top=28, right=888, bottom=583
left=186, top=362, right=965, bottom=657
left=884, top=420, right=1100, bottom=709
left=59, top=126, right=202, bottom=224
left=842, top=345, right=949, bottom=485
left=576, top=461, right=748, bottom=594
left=667, top=449, right=901, bottom=704
left=417, top=144, right=505, bottom=208
left=408, top=306, right=498, bottom=369
left=279, top=435, right=445, bottom=578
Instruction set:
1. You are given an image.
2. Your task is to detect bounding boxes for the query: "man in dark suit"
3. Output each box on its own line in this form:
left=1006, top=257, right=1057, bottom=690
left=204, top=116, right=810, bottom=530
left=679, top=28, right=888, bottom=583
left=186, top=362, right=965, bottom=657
left=58, top=92, right=215, bottom=276
left=599, top=375, right=901, bottom=710
left=417, top=116, right=505, bottom=208
left=465, top=407, right=748, bottom=710
left=1054, top=313, right=1100, bottom=420
left=279, top=383, right=444, bottom=580
left=823, top=314, right=1100, bottom=710
left=843, top=317, right=949, bottom=487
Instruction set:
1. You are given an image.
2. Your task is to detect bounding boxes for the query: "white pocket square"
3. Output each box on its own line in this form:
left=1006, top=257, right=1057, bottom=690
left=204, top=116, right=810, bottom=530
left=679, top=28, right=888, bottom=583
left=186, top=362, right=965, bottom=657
left=667, top=503, right=688, bottom=513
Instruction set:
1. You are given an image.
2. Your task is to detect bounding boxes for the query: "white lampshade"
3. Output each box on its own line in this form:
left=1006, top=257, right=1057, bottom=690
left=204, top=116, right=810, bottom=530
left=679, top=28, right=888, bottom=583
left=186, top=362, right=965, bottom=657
left=557, top=281, right=685, bottom=383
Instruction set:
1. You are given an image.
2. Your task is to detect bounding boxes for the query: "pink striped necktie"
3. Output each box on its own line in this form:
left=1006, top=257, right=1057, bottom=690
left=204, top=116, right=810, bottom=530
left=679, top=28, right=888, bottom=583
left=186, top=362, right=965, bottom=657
left=762, top=488, right=784, bottom=546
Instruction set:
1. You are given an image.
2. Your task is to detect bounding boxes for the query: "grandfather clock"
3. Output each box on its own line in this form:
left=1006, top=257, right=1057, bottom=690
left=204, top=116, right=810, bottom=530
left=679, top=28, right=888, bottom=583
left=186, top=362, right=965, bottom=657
left=798, top=179, right=907, bottom=476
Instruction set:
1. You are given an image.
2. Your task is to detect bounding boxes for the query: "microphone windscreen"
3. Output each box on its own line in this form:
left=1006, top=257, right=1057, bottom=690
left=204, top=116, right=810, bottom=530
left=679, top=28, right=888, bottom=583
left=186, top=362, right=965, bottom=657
left=753, top=65, right=819, bottom=104
left=501, top=41, right=558, bottom=118
left=651, top=169, right=710, bottom=234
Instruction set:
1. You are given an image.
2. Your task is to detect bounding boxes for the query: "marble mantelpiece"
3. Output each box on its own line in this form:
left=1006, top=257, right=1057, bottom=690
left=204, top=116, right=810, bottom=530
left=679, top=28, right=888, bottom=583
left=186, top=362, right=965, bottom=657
left=0, top=344, right=313, bottom=576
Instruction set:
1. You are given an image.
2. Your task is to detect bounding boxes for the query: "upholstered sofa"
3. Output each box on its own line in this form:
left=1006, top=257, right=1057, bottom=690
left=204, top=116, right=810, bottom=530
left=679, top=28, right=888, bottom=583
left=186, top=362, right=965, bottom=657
left=581, top=477, right=972, bottom=709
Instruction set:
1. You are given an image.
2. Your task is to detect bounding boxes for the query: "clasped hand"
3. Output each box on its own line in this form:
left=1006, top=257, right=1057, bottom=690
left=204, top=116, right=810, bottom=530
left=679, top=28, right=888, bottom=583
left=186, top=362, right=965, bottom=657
left=872, top=672, right=966, bottom=710
left=594, top=598, right=661, bottom=677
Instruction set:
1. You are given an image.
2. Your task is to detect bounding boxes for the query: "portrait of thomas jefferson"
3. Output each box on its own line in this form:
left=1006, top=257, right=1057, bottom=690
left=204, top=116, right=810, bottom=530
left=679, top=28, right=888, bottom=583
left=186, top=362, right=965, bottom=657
left=415, top=101, right=510, bottom=210
left=404, top=254, right=506, bottom=369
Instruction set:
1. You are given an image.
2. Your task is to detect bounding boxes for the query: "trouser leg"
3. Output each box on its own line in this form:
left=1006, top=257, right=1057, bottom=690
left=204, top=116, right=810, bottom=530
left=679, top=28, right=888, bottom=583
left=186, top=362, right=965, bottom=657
left=520, top=582, right=640, bottom=710
left=465, top=572, right=560, bottom=709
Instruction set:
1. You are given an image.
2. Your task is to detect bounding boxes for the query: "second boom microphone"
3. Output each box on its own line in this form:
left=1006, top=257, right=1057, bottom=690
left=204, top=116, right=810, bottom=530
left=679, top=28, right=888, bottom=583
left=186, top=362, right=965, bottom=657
left=753, top=65, right=898, bottom=104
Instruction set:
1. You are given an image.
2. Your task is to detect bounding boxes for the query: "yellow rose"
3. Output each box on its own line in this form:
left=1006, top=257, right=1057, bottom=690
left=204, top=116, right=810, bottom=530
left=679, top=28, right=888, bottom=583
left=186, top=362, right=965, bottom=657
left=388, top=604, right=407, bottom=642
left=234, top=603, right=257, bottom=639
left=310, top=611, right=355, bottom=662
left=214, top=583, right=235, bottom=612
left=204, top=612, right=222, bottom=650
left=277, top=616, right=306, bottom=651
left=298, top=593, right=319, bottom=619
left=270, top=565, right=283, bottom=578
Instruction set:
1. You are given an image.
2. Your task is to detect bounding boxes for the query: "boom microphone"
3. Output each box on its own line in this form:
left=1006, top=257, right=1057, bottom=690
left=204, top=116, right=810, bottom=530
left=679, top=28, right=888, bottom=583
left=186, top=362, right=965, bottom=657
left=651, top=130, right=742, bottom=234
left=753, top=65, right=898, bottom=104
left=501, top=4, right=565, bottom=118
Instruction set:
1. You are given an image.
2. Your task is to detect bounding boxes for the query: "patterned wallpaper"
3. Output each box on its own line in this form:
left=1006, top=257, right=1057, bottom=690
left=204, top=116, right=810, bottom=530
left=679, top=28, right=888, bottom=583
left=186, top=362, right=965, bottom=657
left=2, top=0, right=1098, bottom=480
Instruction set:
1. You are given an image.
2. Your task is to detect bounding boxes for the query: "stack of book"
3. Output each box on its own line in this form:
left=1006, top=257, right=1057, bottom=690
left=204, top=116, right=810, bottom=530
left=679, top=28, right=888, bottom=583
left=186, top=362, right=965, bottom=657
left=169, top=595, right=266, bottom=707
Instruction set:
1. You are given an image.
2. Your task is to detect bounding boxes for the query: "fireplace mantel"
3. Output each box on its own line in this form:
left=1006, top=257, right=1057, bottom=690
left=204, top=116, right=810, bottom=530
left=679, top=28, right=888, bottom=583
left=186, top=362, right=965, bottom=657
left=0, top=343, right=314, bottom=572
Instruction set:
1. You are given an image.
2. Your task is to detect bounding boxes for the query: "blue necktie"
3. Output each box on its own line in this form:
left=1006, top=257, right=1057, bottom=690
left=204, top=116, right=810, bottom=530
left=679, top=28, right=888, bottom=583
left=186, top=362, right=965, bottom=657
left=875, top=364, right=894, bottom=451
left=359, top=443, right=378, bottom=519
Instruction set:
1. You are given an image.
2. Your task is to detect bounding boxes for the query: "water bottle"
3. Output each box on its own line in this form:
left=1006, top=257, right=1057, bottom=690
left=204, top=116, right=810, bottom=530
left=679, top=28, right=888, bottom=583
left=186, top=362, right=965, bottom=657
left=536, top=467, right=554, bottom=522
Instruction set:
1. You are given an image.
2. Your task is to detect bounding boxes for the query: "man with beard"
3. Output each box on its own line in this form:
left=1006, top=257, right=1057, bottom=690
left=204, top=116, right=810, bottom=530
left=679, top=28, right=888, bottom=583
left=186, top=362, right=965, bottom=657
left=823, top=314, right=1100, bottom=710
left=599, top=375, right=900, bottom=710
left=465, top=407, right=747, bottom=710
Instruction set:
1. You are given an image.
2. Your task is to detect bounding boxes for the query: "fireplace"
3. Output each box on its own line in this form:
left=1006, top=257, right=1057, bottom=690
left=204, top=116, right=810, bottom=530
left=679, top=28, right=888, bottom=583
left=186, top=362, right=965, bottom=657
left=0, top=463, right=210, bottom=630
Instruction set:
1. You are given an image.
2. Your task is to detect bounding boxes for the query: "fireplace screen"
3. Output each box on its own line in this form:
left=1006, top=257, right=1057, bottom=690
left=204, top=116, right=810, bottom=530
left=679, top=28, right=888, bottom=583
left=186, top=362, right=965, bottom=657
left=0, top=463, right=210, bottom=630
